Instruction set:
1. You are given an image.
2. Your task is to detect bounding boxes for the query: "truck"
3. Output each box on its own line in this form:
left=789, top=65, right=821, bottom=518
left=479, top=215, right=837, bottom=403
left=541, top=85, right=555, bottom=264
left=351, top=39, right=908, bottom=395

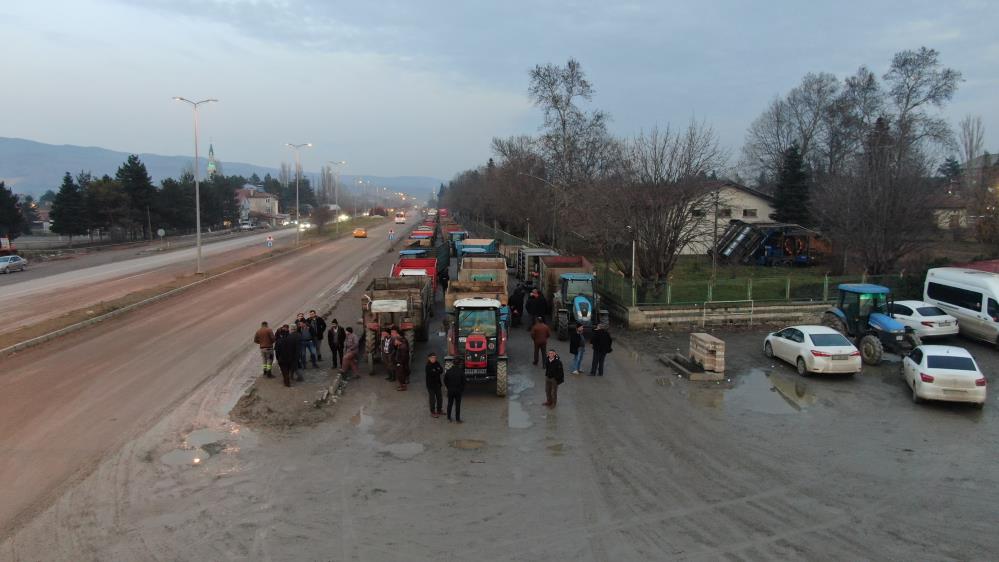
left=444, top=296, right=509, bottom=397
left=361, top=277, right=433, bottom=373
left=391, top=257, right=439, bottom=295
left=455, top=238, right=500, bottom=260
left=538, top=255, right=609, bottom=340
left=516, top=247, right=560, bottom=281
left=458, top=256, right=508, bottom=288
left=438, top=208, right=450, bottom=218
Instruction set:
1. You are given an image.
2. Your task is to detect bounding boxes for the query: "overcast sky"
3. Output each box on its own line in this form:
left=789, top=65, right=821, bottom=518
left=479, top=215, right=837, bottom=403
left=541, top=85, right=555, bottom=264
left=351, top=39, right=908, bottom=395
left=2, top=0, right=997, bottom=180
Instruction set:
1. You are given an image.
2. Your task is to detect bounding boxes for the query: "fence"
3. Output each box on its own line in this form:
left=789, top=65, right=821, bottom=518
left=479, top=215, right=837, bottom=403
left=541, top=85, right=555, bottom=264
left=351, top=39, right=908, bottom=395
left=465, top=219, right=925, bottom=310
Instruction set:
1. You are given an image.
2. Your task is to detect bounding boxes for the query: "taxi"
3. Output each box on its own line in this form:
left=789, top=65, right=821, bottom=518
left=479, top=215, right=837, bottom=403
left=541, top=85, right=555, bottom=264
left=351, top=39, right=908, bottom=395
left=352, top=227, right=368, bottom=238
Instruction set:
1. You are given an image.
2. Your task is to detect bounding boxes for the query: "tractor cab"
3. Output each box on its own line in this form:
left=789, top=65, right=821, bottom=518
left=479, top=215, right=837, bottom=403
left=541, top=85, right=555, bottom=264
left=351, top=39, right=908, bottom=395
left=823, top=284, right=917, bottom=365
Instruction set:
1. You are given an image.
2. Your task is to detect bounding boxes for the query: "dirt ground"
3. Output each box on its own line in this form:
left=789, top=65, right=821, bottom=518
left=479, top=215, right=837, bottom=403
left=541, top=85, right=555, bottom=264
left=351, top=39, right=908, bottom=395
left=3, top=244, right=998, bottom=560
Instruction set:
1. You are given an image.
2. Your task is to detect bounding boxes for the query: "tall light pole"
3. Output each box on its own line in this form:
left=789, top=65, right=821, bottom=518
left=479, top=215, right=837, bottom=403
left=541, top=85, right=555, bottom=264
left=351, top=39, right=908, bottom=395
left=518, top=172, right=559, bottom=248
left=286, top=142, right=312, bottom=245
left=173, top=96, right=218, bottom=275
left=328, top=160, right=346, bottom=233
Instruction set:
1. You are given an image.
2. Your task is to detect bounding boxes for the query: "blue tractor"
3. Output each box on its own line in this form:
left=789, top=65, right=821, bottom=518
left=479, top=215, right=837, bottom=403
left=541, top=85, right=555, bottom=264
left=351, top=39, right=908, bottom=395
left=821, top=284, right=921, bottom=365
left=553, top=273, right=610, bottom=340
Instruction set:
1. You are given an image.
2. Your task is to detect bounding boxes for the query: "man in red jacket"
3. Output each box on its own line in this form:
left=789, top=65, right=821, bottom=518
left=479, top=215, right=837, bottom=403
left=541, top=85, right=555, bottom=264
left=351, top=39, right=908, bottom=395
left=530, top=316, right=552, bottom=367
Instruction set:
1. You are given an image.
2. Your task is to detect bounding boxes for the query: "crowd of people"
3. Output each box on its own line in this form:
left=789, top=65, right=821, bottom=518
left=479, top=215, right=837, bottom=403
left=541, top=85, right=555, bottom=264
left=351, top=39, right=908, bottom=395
left=253, top=311, right=361, bottom=388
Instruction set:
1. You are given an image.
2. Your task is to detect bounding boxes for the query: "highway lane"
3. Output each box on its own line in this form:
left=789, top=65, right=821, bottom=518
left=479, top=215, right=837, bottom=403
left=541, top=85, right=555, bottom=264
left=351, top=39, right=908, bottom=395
left=0, top=217, right=402, bottom=537
left=0, top=227, right=306, bottom=336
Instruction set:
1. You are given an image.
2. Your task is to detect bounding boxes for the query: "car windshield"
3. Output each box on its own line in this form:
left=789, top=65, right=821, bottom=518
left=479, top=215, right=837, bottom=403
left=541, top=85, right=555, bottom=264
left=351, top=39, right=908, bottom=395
left=916, top=306, right=946, bottom=317
left=809, top=333, right=852, bottom=347
left=858, top=293, right=887, bottom=316
left=457, top=309, right=497, bottom=337
left=926, top=355, right=976, bottom=371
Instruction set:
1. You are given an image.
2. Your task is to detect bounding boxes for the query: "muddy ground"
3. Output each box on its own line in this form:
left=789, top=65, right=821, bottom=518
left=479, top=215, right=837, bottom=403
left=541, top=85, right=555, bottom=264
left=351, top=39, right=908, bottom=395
left=4, top=251, right=999, bottom=559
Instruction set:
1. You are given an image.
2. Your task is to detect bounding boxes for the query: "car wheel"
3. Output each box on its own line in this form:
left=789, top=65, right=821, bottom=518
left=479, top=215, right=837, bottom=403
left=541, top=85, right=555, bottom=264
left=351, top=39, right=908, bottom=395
left=796, top=357, right=808, bottom=377
left=911, top=384, right=923, bottom=404
left=764, top=341, right=774, bottom=358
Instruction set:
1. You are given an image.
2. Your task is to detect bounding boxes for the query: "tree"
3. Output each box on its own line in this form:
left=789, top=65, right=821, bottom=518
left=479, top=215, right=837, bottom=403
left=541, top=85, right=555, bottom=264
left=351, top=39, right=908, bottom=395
left=50, top=172, right=89, bottom=242
left=771, top=144, right=811, bottom=226
left=116, top=155, right=156, bottom=239
left=959, top=115, right=985, bottom=165
left=937, top=157, right=962, bottom=182
left=19, top=196, right=38, bottom=234
left=39, top=189, right=57, bottom=207
left=85, top=175, right=129, bottom=240
left=883, top=47, right=961, bottom=158
left=157, top=173, right=196, bottom=232
left=0, top=182, right=26, bottom=240
left=313, top=206, right=333, bottom=233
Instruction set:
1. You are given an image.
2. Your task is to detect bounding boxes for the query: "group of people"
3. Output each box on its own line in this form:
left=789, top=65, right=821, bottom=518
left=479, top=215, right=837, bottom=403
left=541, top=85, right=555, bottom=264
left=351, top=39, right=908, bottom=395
left=253, top=311, right=362, bottom=388
left=377, top=328, right=412, bottom=391
left=526, top=316, right=613, bottom=408
left=423, top=352, right=467, bottom=422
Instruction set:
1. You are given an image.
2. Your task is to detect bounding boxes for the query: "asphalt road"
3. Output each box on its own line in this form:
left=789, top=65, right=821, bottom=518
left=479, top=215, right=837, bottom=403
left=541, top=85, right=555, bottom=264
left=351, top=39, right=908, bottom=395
left=0, top=217, right=401, bottom=539
left=3, top=246, right=996, bottom=560
left=0, top=227, right=301, bottom=336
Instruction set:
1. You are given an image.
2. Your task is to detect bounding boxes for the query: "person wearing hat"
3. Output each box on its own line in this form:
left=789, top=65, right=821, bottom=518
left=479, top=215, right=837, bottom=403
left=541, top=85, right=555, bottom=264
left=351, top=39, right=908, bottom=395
left=425, top=352, right=444, bottom=417
left=543, top=349, right=565, bottom=407
left=589, top=323, right=613, bottom=376
left=530, top=316, right=552, bottom=367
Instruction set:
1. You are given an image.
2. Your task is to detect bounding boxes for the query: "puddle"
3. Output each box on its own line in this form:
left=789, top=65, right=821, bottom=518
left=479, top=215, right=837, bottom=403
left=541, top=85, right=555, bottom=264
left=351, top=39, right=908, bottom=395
left=160, top=448, right=209, bottom=466
left=450, top=439, right=486, bottom=450
left=507, top=374, right=535, bottom=397
left=508, top=400, right=533, bottom=429
left=186, top=429, right=226, bottom=448
left=725, top=369, right=814, bottom=414
left=380, top=442, right=424, bottom=459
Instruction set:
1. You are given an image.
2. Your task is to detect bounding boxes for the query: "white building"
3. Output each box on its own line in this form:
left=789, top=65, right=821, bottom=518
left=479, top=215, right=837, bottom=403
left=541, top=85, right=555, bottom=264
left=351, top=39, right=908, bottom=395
left=682, top=181, right=776, bottom=255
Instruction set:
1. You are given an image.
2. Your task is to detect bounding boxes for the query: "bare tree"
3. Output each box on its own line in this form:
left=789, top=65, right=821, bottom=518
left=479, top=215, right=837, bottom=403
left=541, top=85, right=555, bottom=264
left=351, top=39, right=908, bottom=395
left=883, top=47, right=962, bottom=157
left=959, top=115, right=985, bottom=165
left=740, top=97, right=796, bottom=186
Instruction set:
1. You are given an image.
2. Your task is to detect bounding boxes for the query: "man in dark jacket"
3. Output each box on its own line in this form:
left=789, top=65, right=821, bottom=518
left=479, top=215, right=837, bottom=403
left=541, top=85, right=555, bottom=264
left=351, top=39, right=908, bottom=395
left=394, top=337, right=411, bottom=391
left=275, top=325, right=300, bottom=386
left=307, top=310, right=327, bottom=362
left=438, top=268, right=450, bottom=297
left=509, top=285, right=526, bottom=326
left=444, top=363, right=466, bottom=423
left=326, top=318, right=346, bottom=368
left=425, top=352, right=444, bottom=417
left=525, top=289, right=546, bottom=330
left=589, top=323, right=613, bottom=376
left=568, top=323, right=588, bottom=375
left=380, top=330, right=395, bottom=381
left=544, top=350, right=565, bottom=407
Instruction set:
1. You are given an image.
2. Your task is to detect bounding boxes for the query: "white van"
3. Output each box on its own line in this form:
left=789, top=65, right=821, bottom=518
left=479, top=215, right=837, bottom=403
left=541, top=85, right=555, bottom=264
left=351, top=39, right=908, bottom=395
left=924, top=268, right=999, bottom=345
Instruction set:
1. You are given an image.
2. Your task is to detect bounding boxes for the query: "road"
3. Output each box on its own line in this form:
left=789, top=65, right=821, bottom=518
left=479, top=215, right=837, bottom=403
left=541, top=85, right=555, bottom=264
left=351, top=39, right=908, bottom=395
left=2, top=242, right=996, bottom=559
left=0, top=217, right=400, bottom=540
left=0, top=227, right=302, bottom=336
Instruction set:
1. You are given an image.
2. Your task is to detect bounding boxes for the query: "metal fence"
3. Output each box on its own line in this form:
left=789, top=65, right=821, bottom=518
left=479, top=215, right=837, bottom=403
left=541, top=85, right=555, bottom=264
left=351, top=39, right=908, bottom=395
left=466, top=219, right=925, bottom=310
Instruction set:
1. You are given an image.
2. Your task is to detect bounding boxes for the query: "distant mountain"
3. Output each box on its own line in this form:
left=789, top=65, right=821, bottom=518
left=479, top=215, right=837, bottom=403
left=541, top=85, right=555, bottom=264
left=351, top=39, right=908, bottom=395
left=0, top=137, right=443, bottom=199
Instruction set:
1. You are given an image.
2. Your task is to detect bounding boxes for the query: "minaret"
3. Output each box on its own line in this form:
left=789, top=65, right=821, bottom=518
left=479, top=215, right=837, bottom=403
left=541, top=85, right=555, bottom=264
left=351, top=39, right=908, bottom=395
left=207, top=143, right=218, bottom=178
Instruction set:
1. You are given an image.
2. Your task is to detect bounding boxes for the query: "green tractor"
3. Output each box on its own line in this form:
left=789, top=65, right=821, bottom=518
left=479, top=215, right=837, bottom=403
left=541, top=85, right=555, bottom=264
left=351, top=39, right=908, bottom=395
left=821, top=284, right=920, bottom=365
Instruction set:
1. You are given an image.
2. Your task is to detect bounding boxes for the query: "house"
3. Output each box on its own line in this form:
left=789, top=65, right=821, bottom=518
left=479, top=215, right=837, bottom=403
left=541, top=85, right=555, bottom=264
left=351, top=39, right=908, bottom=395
left=927, top=188, right=969, bottom=230
left=683, top=181, right=776, bottom=255
left=235, top=186, right=280, bottom=224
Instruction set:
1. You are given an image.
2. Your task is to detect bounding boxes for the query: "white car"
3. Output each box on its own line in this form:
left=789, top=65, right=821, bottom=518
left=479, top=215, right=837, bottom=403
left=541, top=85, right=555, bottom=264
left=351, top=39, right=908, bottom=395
left=764, top=325, right=861, bottom=376
left=0, top=255, right=27, bottom=273
left=901, top=345, right=986, bottom=408
left=888, top=300, right=959, bottom=338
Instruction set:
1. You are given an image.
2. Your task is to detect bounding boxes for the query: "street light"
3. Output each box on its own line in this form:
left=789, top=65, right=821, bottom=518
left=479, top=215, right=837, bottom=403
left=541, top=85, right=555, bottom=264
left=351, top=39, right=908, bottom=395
left=518, top=172, right=560, bottom=248
left=173, top=96, right=218, bottom=275
left=286, top=142, right=312, bottom=245
left=328, top=160, right=347, bottom=232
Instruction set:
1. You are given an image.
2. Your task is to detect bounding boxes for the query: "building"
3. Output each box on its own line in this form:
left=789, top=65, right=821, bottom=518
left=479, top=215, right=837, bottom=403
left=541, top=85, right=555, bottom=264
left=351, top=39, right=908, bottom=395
left=928, top=189, right=969, bottom=231
left=206, top=143, right=220, bottom=178
left=235, top=186, right=280, bottom=225
left=682, top=181, right=777, bottom=254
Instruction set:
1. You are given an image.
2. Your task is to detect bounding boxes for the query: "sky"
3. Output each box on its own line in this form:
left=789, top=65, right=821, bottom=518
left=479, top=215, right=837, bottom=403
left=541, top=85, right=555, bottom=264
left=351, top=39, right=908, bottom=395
left=1, top=0, right=997, bottom=181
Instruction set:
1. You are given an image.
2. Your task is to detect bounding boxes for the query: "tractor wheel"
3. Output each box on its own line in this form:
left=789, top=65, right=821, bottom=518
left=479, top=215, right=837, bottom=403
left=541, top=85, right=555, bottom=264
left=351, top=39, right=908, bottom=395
left=495, top=359, right=508, bottom=397
left=859, top=334, right=884, bottom=366
left=903, top=332, right=921, bottom=351
left=557, top=312, right=569, bottom=341
left=821, top=312, right=848, bottom=336
left=405, top=330, right=416, bottom=357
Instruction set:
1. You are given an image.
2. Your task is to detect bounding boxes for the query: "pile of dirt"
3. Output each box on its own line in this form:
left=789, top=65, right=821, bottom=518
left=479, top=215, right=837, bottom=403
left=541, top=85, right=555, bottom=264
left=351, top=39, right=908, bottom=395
left=230, top=367, right=343, bottom=429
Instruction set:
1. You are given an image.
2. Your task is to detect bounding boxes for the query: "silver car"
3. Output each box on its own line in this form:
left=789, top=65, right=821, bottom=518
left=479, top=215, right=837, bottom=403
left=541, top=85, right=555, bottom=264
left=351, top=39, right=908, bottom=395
left=0, top=255, right=27, bottom=273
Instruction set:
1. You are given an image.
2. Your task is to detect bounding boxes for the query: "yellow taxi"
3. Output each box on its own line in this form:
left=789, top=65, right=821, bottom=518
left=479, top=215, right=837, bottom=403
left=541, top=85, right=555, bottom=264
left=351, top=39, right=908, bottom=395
left=352, top=227, right=368, bottom=238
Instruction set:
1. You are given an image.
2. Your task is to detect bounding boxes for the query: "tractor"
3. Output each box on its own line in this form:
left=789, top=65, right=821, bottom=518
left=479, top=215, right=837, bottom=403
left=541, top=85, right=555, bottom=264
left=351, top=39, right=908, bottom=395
left=444, top=297, right=509, bottom=397
left=821, top=284, right=920, bottom=365
left=553, top=273, right=610, bottom=340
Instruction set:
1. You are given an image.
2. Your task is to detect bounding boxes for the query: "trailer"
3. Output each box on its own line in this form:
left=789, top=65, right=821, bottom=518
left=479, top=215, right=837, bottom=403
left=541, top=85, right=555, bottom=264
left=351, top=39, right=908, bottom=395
left=455, top=238, right=499, bottom=261
left=391, top=257, right=439, bottom=294
left=458, top=257, right=508, bottom=289
left=516, top=247, right=560, bottom=281
left=361, top=277, right=433, bottom=373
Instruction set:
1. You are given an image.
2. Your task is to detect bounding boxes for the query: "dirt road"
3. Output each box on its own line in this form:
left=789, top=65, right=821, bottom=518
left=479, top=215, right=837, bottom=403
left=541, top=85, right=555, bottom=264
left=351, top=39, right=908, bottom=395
left=4, top=248, right=996, bottom=560
left=0, top=218, right=400, bottom=540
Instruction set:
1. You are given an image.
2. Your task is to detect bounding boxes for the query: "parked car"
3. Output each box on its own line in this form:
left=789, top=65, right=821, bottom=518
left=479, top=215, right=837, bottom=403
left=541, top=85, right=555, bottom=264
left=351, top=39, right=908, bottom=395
left=0, top=255, right=27, bottom=273
left=924, top=267, right=999, bottom=345
left=353, top=228, right=368, bottom=238
left=887, top=300, right=959, bottom=338
left=901, top=345, right=986, bottom=408
left=763, top=325, right=861, bottom=376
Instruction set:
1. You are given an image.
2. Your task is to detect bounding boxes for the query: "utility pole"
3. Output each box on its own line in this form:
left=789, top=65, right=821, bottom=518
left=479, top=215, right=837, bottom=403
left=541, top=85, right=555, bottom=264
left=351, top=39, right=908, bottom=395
left=172, top=96, right=218, bottom=275
left=711, top=187, right=720, bottom=284
left=286, top=143, right=312, bottom=245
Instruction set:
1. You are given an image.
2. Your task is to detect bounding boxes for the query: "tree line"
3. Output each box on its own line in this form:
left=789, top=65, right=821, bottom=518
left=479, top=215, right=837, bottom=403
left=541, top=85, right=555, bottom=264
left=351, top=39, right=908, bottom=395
left=442, top=47, right=968, bottom=288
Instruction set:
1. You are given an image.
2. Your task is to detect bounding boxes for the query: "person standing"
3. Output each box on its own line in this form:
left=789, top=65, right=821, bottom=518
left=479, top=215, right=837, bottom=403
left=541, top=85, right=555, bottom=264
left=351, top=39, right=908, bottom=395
left=438, top=268, right=450, bottom=297
left=525, top=290, right=546, bottom=331
left=544, top=350, right=565, bottom=407
left=568, top=324, right=588, bottom=375
left=253, top=321, right=276, bottom=378
left=327, top=318, right=346, bottom=368
left=380, top=330, right=395, bottom=381
left=276, top=325, right=301, bottom=386
left=394, top=337, right=411, bottom=391
left=509, top=284, right=526, bottom=326
left=341, top=326, right=359, bottom=379
left=589, top=323, right=613, bottom=376
left=530, top=317, right=552, bottom=367
left=358, top=328, right=367, bottom=367
left=444, top=363, right=465, bottom=423
left=307, top=310, right=327, bottom=362
left=297, top=320, right=318, bottom=369
left=425, top=352, right=444, bottom=418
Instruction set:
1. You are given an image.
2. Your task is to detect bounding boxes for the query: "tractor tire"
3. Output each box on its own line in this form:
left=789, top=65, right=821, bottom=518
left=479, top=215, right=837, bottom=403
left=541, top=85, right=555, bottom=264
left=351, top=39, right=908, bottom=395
left=557, top=311, right=569, bottom=341
left=859, top=334, right=884, bottom=366
left=495, top=359, right=508, bottom=397
left=821, top=312, right=848, bottom=336
left=903, top=332, right=921, bottom=352
left=405, top=330, right=416, bottom=358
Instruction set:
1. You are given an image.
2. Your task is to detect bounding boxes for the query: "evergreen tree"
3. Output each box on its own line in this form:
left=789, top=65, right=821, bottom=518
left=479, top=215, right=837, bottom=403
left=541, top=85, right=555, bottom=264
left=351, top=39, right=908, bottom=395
left=0, top=182, right=27, bottom=240
left=20, top=196, right=39, bottom=234
left=85, top=176, right=129, bottom=240
left=116, top=154, right=156, bottom=238
left=937, top=157, right=961, bottom=183
left=50, top=172, right=89, bottom=242
left=39, top=189, right=57, bottom=207
left=770, top=144, right=811, bottom=226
